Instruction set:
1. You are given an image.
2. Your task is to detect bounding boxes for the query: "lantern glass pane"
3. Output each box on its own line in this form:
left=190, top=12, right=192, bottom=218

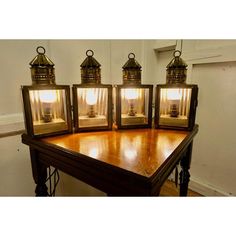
left=29, top=89, right=68, bottom=135
left=159, top=88, right=192, bottom=127
left=120, top=88, right=149, bottom=126
left=77, top=88, right=108, bottom=128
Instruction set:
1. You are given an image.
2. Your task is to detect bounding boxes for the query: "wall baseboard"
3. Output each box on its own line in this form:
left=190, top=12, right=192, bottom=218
left=189, top=177, right=231, bottom=196
left=0, top=113, right=25, bottom=137
left=168, top=172, right=231, bottom=196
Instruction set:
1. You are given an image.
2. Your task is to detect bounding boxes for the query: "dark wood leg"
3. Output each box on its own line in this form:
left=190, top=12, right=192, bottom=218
left=35, top=179, right=48, bottom=196
left=154, top=188, right=161, bottom=196
left=179, top=141, right=193, bottom=196
left=30, top=148, right=48, bottom=196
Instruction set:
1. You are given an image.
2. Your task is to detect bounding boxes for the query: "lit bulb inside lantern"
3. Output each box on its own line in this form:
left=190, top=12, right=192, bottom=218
left=86, top=89, right=97, bottom=118
left=166, top=89, right=181, bottom=117
left=86, top=89, right=98, bottom=105
left=39, top=90, right=57, bottom=103
left=39, top=90, right=57, bottom=122
left=166, top=89, right=181, bottom=100
left=123, top=88, right=139, bottom=100
left=122, top=89, right=139, bottom=116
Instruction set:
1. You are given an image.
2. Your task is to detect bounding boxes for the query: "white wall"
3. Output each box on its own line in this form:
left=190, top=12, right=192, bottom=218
left=191, top=62, right=236, bottom=195
left=49, top=40, right=157, bottom=85
left=0, top=134, right=35, bottom=196
left=0, top=40, right=49, bottom=115
left=0, top=40, right=49, bottom=196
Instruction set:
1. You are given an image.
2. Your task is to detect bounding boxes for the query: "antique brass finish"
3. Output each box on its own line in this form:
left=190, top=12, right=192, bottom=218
left=30, top=46, right=55, bottom=85
left=80, top=49, right=101, bottom=84
left=170, top=103, right=179, bottom=117
left=122, top=53, right=142, bottom=85
left=87, top=105, right=96, bottom=118
left=128, top=101, right=136, bottom=116
left=166, top=50, right=188, bottom=84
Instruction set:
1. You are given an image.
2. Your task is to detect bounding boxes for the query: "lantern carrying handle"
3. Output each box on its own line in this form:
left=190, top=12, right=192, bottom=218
left=173, top=50, right=181, bottom=57
left=86, top=49, right=94, bottom=57
left=128, top=53, right=135, bottom=59
left=36, top=46, right=46, bottom=55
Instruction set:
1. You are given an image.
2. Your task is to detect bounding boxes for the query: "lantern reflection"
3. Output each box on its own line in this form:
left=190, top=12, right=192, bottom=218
left=121, top=135, right=142, bottom=163
left=124, top=147, right=137, bottom=161
left=79, top=136, right=108, bottom=160
left=88, top=146, right=99, bottom=158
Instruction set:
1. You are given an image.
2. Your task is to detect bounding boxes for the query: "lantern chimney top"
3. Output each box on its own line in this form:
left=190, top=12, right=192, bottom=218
left=80, top=50, right=101, bottom=84
left=166, top=50, right=188, bottom=84
left=122, top=53, right=142, bottom=85
left=29, top=46, right=55, bottom=85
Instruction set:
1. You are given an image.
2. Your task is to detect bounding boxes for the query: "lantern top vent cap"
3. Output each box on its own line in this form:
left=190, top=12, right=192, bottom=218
left=80, top=50, right=101, bottom=68
left=29, top=46, right=54, bottom=67
left=166, top=50, right=188, bottom=69
left=122, top=53, right=142, bottom=70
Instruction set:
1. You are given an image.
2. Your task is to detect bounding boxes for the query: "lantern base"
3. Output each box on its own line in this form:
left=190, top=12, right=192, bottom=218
left=121, top=114, right=147, bottom=125
left=33, top=118, right=67, bottom=135
left=159, top=115, right=188, bottom=127
left=79, top=115, right=107, bottom=127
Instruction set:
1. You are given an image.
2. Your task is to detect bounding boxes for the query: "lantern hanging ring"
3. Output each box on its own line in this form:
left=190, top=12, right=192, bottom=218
left=173, top=50, right=181, bottom=58
left=36, top=46, right=46, bottom=55
left=86, top=49, right=94, bottom=57
left=128, top=53, right=135, bottom=59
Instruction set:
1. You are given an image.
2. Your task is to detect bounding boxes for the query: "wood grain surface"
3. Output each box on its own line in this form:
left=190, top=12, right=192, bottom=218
left=42, top=128, right=189, bottom=178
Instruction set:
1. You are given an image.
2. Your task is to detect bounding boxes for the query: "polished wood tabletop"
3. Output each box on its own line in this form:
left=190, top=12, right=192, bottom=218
left=42, top=128, right=190, bottom=178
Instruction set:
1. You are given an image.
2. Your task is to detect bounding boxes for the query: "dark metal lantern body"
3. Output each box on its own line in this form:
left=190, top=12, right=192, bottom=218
left=122, top=53, right=142, bottom=85
left=73, top=50, right=112, bottom=132
left=166, top=50, right=187, bottom=84
left=155, top=50, right=198, bottom=131
left=116, top=53, right=153, bottom=129
left=21, top=46, right=72, bottom=138
left=80, top=49, right=101, bottom=84
left=30, top=46, right=55, bottom=85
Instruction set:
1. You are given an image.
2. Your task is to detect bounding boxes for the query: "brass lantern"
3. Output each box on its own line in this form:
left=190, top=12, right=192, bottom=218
left=155, top=50, right=198, bottom=131
left=21, top=46, right=72, bottom=138
left=72, top=50, right=112, bottom=132
left=115, top=53, right=153, bottom=129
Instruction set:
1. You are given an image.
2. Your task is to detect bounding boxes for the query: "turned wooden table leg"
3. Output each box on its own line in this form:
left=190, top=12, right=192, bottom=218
left=179, top=141, right=193, bottom=196
left=35, top=166, right=48, bottom=196
left=30, top=148, right=48, bottom=196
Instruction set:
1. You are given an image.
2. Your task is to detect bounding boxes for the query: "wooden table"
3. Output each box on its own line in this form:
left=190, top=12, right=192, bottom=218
left=21, top=125, right=198, bottom=196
